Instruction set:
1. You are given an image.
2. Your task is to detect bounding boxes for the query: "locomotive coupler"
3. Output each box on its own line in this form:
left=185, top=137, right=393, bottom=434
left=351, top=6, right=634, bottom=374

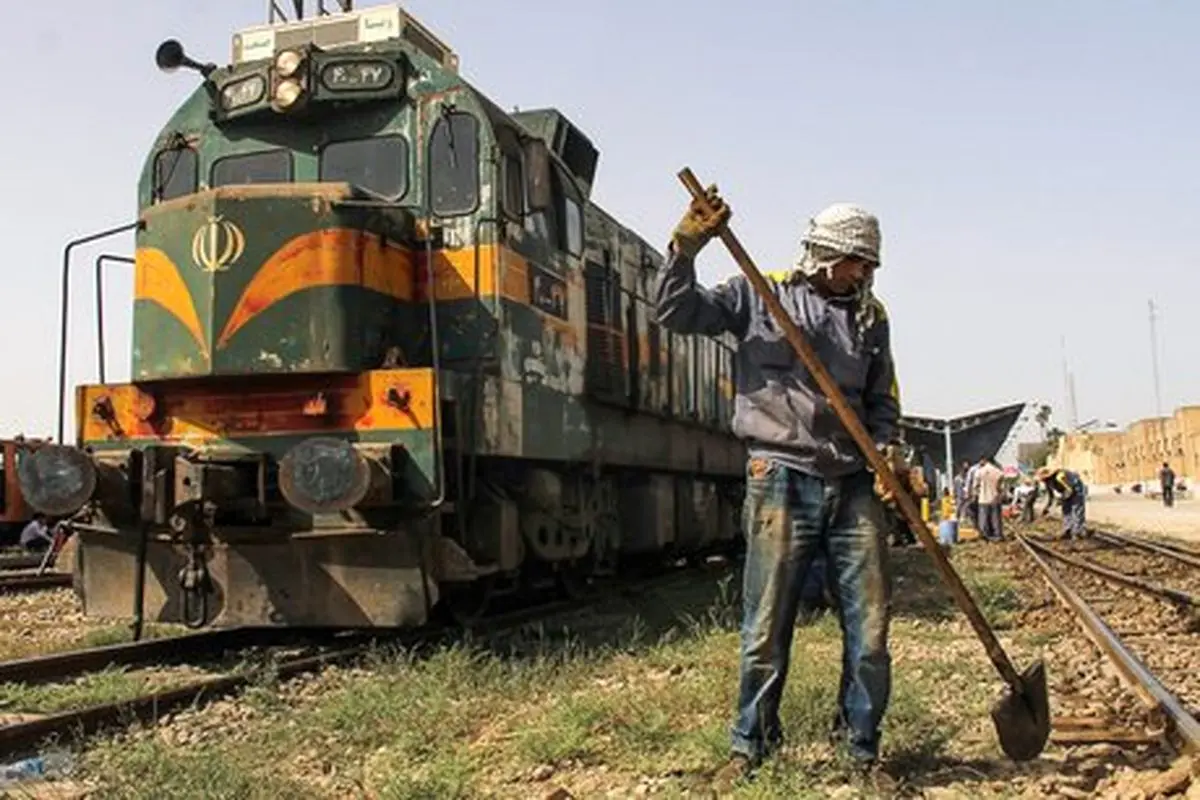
left=174, top=500, right=215, bottom=629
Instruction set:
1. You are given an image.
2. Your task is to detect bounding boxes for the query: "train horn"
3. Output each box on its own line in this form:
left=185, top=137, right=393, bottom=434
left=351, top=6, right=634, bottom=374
left=155, top=39, right=217, bottom=78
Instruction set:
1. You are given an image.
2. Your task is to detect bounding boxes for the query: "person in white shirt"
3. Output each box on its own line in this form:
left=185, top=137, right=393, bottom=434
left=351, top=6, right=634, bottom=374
left=974, top=457, right=1006, bottom=541
left=19, top=514, right=54, bottom=552
left=1012, top=480, right=1037, bottom=523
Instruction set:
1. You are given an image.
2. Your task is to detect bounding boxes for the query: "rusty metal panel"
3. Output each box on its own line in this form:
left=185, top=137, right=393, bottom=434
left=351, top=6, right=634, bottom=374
left=618, top=474, right=675, bottom=554
left=76, top=526, right=436, bottom=628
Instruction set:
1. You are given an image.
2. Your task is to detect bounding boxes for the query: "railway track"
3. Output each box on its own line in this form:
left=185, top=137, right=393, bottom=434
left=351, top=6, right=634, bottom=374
left=1017, top=531, right=1200, bottom=754
left=0, top=571, right=71, bottom=594
left=0, top=554, right=736, bottom=760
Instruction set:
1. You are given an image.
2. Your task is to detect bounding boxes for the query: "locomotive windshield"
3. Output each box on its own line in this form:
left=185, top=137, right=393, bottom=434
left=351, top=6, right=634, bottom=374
left=211, top=149, right=292, bottom=187
left=319, top=135, right=409, bottom=199
left=152, top=146, right=198, bottom=203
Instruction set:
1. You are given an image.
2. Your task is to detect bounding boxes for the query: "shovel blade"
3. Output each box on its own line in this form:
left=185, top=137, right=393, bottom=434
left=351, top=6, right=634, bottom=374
left=988, top=659, right=1051, bottom=762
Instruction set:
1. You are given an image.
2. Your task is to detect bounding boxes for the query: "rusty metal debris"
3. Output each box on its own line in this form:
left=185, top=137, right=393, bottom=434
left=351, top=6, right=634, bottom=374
left=1051, top=715, right=1164, bottom=745
left=1018, top=533, right=1200, bottom=754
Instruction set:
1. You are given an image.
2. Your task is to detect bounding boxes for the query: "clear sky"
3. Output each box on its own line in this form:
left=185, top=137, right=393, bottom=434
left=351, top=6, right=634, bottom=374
left=1, top=1, right=1195, bottom=440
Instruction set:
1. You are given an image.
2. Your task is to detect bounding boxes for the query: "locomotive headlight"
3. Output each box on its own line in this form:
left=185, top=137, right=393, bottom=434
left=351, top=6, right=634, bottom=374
left=278, top=437, right=370, bottom=514
left=275, top=49, right=303, bottom=78
left=16, top=445, right=98, bottom=517
left=273, top=78, right=304, bottom=109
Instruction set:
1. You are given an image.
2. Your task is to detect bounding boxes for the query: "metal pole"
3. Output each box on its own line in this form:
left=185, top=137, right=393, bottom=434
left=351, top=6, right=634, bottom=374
left=57, top=222, right=141, bottom=443
left=1149, top=299, right=1163, bottom=418
left=94, top=255, right=135, bottom=385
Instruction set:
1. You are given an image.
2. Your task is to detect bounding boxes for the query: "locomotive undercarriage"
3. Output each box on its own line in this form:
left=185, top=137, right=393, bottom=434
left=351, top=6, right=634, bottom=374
left=51, top=444, right=743, bottom=630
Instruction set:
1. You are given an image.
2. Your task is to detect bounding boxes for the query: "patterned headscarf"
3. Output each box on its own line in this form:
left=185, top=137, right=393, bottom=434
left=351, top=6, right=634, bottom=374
left=793, top=203, right=884, bottom=342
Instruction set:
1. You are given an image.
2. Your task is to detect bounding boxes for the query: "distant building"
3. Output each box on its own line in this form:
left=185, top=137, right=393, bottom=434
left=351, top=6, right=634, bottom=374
left=1051, top=406, right=1200, bottom=485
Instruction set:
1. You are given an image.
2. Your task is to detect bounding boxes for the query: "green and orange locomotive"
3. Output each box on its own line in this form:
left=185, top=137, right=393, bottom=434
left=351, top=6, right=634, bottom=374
left=19, top=1, right=745, bottom=629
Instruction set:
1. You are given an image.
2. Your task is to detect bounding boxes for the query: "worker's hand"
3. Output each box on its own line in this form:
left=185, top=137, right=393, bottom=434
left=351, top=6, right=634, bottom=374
left=671, top=184, right=731, bottom=259
left=873, top=445, right=912, bottom=508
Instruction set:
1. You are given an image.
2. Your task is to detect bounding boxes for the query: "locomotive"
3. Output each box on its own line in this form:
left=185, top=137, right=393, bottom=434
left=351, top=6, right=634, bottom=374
left=19, top=1, right=747, bottom=629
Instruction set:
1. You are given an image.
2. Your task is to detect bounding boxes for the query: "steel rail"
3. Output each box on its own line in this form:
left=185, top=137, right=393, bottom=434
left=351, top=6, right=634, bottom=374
left=1017, top=534, right=1200, bottom=753
left=1023, top=536, right=1200, bottom=609
left=0, top=637, right=386, bottom=759
left=0, top=554, right=45, bottom=572
left=0, top=573, right=71, bottom=593
left=0, top=556, right=737, bottom=759
left=0, top=627, right=356, bottom=686
left=1095, top=530, right=1200, bottom=570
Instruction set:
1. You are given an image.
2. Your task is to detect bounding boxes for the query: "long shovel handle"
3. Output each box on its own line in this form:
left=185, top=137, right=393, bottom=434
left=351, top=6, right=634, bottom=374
left=677, top=167, right=1025, bottom=692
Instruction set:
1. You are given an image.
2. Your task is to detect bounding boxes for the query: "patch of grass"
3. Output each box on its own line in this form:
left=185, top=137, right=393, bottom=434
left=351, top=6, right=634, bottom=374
left=85, top=737, right=309, bottom=799
left=76, top=559, right=1033, bottom=798
left=0, top=669, right=150, bottom=715
left=964, top=571, right=1022, bottom=629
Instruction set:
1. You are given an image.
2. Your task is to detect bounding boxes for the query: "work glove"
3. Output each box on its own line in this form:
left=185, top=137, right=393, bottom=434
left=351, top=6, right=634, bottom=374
left=671, top=184, right=731, bottom=259
left=873, top=444, right=913, bottom=508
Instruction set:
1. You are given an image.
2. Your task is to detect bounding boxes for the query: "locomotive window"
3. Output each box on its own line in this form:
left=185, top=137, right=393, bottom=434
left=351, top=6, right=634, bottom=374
left=563, top=196, right=583, bottom=256
left=549, top=166, right=583, bottom=256
left=152, top=147, right=198, bottom=203
left=211, top=150, right=293, bottom=187
left=320, top=136, right=409, bottom=199
left=502, top=154, right=524, bottom=220
left=429, top=111, right=479, bottom=216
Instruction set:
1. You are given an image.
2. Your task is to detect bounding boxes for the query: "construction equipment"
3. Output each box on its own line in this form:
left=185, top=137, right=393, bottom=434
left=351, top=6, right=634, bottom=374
left=676, top=167, right=1051, bottom=762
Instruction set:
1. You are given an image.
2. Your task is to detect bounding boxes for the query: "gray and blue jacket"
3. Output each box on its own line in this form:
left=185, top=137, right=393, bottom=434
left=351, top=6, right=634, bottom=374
left=653, top=250, right=901, bottom=479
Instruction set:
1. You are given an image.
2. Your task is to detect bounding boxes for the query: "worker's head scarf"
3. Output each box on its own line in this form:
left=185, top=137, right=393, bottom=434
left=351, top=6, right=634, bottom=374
left=793, top=203, right=884, bottom=342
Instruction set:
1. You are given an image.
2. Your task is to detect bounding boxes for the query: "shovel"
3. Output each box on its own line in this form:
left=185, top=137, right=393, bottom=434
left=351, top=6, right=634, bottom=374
left=676, top=168, right=1050, bottom=761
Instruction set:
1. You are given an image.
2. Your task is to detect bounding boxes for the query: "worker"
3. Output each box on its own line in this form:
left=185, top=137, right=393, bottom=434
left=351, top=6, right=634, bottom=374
left=1013, top=479, right=1037, bottom=524
left=975, top=456, right=1005, bottom=541
left=19, top=513, right=54, bottom=553
left=963, top=459, right=982, bottom=531
left=1159, top=462, right=1176, bottom=508
left=1037, top=466, right=1087, bottom=538
left=655, top=187, right=910, bottom=790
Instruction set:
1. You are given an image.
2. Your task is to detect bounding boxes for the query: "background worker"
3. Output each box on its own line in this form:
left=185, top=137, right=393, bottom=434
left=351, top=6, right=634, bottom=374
left=953, top=462, right=968, bottom=523
left=654, top=186, right=909, bottom=789
left=963, top=458, right=982, bottom=531
left=19, top=513, right=54, bottom=553
left=1160, top=462, right=1176, bottom=508
left=1013, top=478, right=1037, bottom=524
left=1037, top=466, right=1088, bottom=539
left=974, top=456, right=1005, bottom=541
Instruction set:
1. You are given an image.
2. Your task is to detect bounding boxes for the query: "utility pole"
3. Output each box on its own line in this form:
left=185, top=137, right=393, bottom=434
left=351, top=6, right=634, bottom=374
left=1060, top=335, right=1079, bottom=430
left=1149, top=299, right=1164, bottom=417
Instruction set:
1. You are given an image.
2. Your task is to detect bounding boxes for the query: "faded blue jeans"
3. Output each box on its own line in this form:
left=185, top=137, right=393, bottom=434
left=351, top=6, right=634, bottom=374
left=731, top=457, right=892, bottom=763
left=1062, top=494, right=1086, bottom=538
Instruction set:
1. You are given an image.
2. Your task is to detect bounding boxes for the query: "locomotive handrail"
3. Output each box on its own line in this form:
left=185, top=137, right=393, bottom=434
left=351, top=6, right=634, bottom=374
left=94, top=255, right=135, bottom=385
left=57, top=222, right=143, bottom=443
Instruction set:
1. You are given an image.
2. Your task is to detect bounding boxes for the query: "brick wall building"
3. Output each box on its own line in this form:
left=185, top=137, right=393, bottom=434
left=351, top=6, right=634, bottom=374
left=1052, top=406, right=1200, bottom=485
